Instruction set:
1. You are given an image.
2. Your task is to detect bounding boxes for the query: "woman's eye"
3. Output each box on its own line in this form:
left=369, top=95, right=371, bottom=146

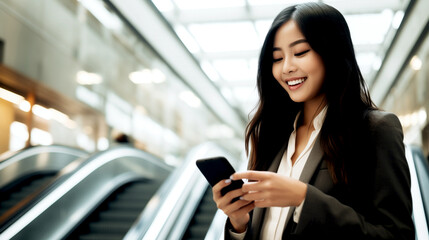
left=295, top=50, right=310, bottom=56
left=273, top=58, right=283, bottom=63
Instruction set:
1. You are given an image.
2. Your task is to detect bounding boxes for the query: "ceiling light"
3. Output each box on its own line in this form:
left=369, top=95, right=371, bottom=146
left=32, top=104, right=51, bottom=120
left=0, top=87, right=24, bottom=104
left=10, top=121, right=29, bottom=141
left=76, top=71, right=103, bottom=85
left=18, top=101, right=31, bottom=112
left=410, top=56, right=422, bottom=71
left=0, top=87, right=32, bottom=112
left=129, top=69, right=165, bottom=84
left=151, top=69, right=166, bottom=83
left=129, top=69, right=152, bottom=84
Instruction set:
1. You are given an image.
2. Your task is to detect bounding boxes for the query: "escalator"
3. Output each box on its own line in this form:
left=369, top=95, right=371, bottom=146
left=0, top=145, right=173, bottom=240
left=66, top=179, right=163, bottom=240
left=181, top=186, right=217, bottom=240
left=139, top=142, right=244, bottom=240
left=0, top=145, right=87, bottom=228
left=0, top=142, right=243, bottom=240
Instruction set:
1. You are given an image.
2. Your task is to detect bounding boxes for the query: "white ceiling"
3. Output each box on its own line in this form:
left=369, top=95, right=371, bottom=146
left=151, top=0, right=408, bottom=116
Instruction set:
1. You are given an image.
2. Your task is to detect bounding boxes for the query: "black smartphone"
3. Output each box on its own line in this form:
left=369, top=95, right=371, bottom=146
left=196, top=156, right=244, bottom=199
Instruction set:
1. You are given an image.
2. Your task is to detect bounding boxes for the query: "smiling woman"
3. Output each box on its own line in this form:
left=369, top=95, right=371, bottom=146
left=210, top=2, right=415, bottom=240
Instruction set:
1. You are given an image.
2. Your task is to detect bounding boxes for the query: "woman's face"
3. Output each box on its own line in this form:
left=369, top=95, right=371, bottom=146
left=272, top=20, right=325, bottom=105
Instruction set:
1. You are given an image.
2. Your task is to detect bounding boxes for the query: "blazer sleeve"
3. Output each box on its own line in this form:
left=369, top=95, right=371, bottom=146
left=291, top=112, right=415, bottom=239
left=224, top=215, right=252, bottom=240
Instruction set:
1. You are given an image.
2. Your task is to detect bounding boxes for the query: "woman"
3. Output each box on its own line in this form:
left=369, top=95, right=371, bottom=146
left=212, top=2, right=414, bottom=240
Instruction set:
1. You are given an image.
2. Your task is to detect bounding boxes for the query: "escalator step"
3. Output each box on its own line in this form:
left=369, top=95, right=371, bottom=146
left=89, top=221, right=132, bottom=234
left=123, top=184, right=158, bottom=193
left=116, top=193, right=152, bottom=201
left=116, top=195, right=152, bottom=203
left=201, top=194, right=215, bottom=202
left=108, top=201, right=147, bottom=210
left=181, top=186, right=218, bottom=240
left=0, top=174, right=54, bottom=219
left=79, top=233, right=124, bottom=240
left=67, top=180, right=162, bottom=240
left=188, top=225, right=211, bottom=238
left=198, top=203, right=217, bottom=212
left=194, top=214, right=217, bottom=224
left=99, top=210, right=140, bottom=221
left=199, top=200, right=216, bottom=207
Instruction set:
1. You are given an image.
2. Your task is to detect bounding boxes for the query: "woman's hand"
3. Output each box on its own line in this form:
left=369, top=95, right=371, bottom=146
left=212, top=179, right=255, bottom=233
left=232, top=171, right=307, bottom=208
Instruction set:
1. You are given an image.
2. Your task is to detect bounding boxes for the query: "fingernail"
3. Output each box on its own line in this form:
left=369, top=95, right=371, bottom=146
left=230, top=175, right=234, bottom=180
left=225, top=179, right=231, bottom=183
left=239, top=196, right=244, bottom=200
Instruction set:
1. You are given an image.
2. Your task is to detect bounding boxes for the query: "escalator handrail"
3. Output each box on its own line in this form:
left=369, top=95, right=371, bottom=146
left=0, top=144, right=87, bottom=171
left=125, top=141, right=243, bottom=240
left=408, top=145, right=429, bottom=218
left=54, top=144, right=173, bottom=179
left=0, top=145, right=172, bottom=239
left=405, top=145, right=429, bottom=240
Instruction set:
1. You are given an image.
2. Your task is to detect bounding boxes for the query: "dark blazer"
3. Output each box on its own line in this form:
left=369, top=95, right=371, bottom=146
left=225, top=110, right=415, bottom=239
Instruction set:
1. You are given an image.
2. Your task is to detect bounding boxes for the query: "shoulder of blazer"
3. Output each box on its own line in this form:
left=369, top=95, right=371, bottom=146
left=365, top=109, right=402, bottom=130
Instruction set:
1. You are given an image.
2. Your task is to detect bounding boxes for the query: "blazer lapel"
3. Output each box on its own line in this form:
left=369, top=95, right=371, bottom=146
left=284, top=136, right=324, bottom=228
left=251, top=143, right=287, bottom=240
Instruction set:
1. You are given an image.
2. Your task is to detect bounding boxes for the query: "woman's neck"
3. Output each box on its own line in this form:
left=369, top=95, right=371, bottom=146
left=301, top=96, right=326, bottom=127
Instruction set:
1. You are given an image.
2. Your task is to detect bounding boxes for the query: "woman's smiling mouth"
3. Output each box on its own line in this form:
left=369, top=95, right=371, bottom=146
left=286, top=77, right=307, bottom=86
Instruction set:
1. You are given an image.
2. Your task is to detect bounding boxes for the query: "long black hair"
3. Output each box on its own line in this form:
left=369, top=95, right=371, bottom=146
left=245, top=2, right=376, bottom=184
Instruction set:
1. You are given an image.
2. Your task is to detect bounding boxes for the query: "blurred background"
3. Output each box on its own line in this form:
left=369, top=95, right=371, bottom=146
left=0, top=0, right=428, bottom=239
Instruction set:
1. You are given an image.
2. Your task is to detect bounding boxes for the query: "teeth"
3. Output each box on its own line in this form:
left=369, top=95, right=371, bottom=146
left=287, top=78, right=306, bottom=86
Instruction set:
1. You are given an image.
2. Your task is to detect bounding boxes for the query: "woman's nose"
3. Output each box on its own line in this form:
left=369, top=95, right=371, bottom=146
left=282, top=58, right=297, bottom=74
